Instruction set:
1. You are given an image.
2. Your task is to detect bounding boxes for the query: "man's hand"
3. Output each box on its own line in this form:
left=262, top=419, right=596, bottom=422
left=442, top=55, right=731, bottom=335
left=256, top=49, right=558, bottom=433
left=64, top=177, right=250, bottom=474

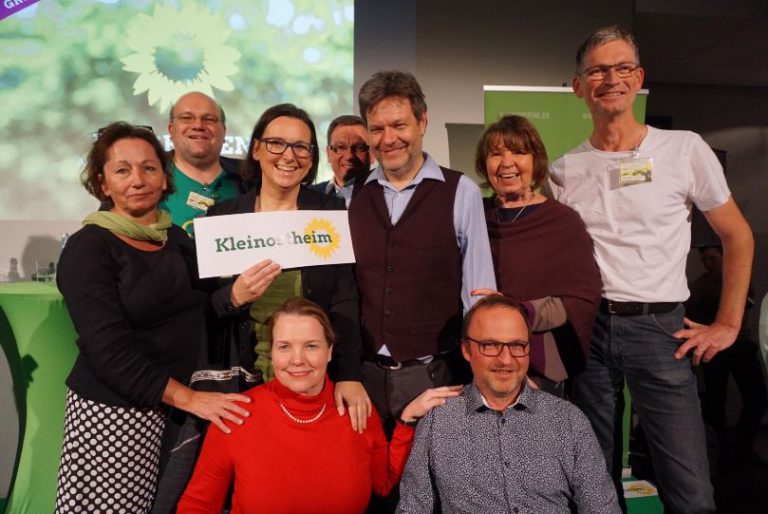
left=673, top=317, right=739, bottom=365
left=400, top=385, right=463, bottom=424
left=334, top=381, right=372, bottom=434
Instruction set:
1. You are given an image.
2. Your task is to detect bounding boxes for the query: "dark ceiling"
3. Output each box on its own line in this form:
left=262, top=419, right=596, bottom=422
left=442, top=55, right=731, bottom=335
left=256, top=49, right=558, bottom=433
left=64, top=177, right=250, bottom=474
left=634, top=2, right=768, bottom=87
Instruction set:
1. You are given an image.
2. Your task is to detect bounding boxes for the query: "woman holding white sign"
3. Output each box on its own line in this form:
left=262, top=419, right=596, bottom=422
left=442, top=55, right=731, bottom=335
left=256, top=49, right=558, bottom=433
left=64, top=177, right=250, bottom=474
left=207, top=104, right=371, bottom=432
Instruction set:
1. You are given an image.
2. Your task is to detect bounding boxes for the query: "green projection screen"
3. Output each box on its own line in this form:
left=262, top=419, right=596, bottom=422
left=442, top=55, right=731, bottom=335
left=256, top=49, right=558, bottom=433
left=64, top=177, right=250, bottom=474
left=484, top=86, right=648, bottom=162
left=0, top=0, right=355, bottom=220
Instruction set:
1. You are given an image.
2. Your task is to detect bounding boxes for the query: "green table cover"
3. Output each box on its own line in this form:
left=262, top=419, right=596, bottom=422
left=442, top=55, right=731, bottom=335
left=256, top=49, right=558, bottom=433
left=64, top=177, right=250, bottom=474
left=0, top=282, right=77, bottom=514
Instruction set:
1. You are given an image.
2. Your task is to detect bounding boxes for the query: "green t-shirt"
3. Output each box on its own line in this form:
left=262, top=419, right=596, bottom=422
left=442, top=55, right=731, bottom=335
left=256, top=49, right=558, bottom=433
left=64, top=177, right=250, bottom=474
left=160, top=162, right=240, bottom=237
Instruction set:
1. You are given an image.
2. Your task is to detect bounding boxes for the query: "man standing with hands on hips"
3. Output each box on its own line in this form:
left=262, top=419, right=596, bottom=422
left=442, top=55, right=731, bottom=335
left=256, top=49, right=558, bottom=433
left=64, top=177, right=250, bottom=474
left=549, top=26, right=754, bottom=513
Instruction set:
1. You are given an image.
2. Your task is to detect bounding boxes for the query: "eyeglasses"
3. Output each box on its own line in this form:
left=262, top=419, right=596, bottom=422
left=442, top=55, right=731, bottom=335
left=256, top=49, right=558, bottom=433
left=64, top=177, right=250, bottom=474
left=580, top=62, right=640, bottom=81
left=329, top=143, right=370, bottom=155
left=465, top=336, right=529, bottom=358
left=259, top=138, right=314, bottom=158
left=171, top=113, right=221, bottom=125
left=94, top=125, right=154, bottom=138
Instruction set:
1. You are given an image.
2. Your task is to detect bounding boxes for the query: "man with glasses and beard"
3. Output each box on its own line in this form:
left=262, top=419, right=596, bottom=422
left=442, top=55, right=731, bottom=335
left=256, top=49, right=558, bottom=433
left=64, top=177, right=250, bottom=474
left=349, top=71, right=496, bottom=437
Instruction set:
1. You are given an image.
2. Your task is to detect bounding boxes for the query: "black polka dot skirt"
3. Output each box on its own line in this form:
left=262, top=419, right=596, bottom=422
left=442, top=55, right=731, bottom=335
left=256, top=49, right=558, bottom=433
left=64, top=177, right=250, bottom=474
left=54, top=389, right=166, bottom=513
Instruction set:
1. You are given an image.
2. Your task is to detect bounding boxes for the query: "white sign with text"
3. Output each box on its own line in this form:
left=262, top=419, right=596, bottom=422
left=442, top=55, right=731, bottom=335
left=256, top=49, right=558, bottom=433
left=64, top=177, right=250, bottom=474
left=194, top=210, right=355, bottom=278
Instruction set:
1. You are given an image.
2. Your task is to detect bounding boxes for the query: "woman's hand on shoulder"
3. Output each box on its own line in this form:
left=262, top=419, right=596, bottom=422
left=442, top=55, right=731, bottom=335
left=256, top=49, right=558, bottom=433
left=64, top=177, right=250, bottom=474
left=163, top=379, right=252, bottom=434
left=334, top=381, right=372, bottom=434
left=184, top=390, right=253, bottom=434
left=230, top=259, right=281, bottom=307
left=400, top=385, right=463, bottom=424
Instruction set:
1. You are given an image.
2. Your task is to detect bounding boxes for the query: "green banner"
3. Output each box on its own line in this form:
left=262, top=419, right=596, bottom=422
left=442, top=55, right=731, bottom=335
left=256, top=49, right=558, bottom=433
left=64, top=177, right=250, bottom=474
left=483, top=86, right=648, bottom=162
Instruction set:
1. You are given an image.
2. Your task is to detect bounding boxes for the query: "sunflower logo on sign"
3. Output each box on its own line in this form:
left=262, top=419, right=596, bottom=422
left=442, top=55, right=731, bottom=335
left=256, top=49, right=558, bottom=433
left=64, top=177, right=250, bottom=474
left=304, top=218, right=341, bottom=259
left=120, top=2, right=241, bottom=111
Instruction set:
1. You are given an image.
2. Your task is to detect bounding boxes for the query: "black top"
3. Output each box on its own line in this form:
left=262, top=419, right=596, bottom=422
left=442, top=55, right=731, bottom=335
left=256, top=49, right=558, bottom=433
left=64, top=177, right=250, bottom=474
left=58, top=224, right=207, bottom=407
left=207, top=186, right=363, bottom=381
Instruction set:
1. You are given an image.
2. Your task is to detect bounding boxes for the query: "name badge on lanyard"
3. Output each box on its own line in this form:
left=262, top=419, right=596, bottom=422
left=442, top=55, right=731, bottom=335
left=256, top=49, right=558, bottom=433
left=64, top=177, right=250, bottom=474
left=619, top=148, right=653, bottom=186
left=187, top=191, right=216, bottom=212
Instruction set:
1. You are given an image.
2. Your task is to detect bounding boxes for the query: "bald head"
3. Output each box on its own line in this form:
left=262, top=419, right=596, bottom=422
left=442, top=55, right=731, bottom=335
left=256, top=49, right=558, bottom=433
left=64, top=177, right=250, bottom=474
left=168, top=92, right=227, bottom=172
left=170, top=92, right=226, bottom=125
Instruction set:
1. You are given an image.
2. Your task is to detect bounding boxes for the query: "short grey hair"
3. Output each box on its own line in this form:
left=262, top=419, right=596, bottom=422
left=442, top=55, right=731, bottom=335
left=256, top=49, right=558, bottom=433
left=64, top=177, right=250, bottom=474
left=575, top=25, right=640, bottom=72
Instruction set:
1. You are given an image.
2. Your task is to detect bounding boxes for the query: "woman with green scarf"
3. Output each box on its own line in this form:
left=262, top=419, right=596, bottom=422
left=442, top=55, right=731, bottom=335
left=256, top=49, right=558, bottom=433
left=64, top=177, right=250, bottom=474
left=54, top=122, right=251, bottom=514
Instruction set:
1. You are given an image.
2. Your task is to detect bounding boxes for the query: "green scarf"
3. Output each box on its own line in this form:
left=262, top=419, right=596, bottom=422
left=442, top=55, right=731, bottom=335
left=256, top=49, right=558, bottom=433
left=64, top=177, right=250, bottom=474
left=83, top=209, right=172, bottom=242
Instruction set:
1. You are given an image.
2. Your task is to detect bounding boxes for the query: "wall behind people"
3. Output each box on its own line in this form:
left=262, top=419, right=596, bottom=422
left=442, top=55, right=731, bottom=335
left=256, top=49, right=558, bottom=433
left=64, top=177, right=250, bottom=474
left=354, top=0, right=768, bottom=339
left=648, top=84, right=768, bottom=337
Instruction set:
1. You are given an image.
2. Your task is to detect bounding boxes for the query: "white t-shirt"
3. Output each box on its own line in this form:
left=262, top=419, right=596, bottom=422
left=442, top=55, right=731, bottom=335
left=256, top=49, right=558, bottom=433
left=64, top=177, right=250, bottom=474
left=549, top=126, right=730, bottom=302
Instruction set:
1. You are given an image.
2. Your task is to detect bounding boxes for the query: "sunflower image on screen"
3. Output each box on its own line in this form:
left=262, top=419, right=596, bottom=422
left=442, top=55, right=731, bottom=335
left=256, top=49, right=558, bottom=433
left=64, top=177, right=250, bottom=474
left=121, top=3, right=241, bottom=111
left=0, top=0, right=355, bottom=220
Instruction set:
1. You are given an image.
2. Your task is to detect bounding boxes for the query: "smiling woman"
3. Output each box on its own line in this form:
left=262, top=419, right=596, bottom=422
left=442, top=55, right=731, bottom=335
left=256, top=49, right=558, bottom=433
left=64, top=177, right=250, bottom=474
left=54, top=122, right=252, bottom=513
left=178, top=297, right=461, bottom=514
left=475, top=115, right=603, bottom=396
left=205, top=104, right=373, bottom=435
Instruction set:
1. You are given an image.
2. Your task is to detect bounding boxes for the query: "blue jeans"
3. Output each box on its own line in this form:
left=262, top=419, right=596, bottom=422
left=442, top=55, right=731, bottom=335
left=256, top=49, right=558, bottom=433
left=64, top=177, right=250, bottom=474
left=574, top=305, right=715, bottom=514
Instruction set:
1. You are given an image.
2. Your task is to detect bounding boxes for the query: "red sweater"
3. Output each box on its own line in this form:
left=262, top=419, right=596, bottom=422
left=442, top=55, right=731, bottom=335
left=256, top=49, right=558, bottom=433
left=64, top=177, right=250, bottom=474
left=177, top=377, right=414, bottom=514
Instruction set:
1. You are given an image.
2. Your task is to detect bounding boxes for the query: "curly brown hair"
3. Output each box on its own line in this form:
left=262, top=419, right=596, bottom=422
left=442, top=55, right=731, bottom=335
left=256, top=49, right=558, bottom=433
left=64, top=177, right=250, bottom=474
left=81, top=122, right=174, bottom=205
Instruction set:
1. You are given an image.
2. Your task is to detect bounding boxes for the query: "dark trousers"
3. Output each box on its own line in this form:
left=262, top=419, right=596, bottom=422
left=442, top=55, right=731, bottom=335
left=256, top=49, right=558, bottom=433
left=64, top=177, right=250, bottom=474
left=362, top=350, right=469, bottom=514
left=362, top=358, right=453, bottom=437
left=702, top=338, right=768, bottom=467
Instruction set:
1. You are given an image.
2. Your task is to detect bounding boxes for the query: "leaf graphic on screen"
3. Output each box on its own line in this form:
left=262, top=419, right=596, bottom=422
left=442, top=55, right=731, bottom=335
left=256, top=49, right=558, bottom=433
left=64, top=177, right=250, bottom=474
left=120, top=2, right=241, bottom=111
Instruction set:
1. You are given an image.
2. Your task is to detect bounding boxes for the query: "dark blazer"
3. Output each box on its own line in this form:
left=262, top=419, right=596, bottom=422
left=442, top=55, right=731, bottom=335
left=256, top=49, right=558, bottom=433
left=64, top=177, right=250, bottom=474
left=207, top=186, right=363, bottom=381
left=214, top=154, right=247, bottom=193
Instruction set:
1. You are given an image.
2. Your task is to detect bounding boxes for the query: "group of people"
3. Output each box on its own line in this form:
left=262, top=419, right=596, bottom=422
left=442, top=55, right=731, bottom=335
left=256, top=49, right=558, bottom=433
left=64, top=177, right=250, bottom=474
left=53, top=25, right=755, bottom=514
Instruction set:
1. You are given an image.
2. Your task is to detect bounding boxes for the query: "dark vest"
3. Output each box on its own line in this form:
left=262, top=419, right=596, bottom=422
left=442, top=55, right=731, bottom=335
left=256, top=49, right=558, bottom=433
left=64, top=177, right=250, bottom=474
left=349, top=168, right=463, bottom=361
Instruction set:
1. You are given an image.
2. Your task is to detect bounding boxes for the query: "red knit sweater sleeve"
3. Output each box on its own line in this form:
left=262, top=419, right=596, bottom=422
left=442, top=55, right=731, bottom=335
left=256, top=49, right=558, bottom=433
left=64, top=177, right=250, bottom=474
left=177, top=423, right=235, bottom=514
left=367, top=410, right=416, bottom=497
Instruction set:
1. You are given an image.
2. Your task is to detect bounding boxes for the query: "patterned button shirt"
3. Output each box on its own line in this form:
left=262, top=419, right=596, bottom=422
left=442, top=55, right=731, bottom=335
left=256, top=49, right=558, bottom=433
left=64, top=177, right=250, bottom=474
left=396, top=382, right=620, bottom=514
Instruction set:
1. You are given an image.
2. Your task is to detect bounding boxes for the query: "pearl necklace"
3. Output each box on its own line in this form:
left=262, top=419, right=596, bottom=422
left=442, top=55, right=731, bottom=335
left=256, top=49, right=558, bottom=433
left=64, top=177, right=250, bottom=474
left=279, top=402, right=327, bottom=424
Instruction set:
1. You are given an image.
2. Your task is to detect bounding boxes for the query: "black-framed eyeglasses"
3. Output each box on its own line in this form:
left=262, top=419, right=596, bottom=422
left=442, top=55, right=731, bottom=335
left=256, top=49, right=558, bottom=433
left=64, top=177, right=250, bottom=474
left=94, top=125, right=154, bottom=139
left=259, top=138, right=314, bottom=158
left=465, top=336, right=529, bottom=358
left=580, top=62, right=640, bottom=81
left=171, top=113, right=221, bottom=125
left=329, top=143, right=370, bottom=155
